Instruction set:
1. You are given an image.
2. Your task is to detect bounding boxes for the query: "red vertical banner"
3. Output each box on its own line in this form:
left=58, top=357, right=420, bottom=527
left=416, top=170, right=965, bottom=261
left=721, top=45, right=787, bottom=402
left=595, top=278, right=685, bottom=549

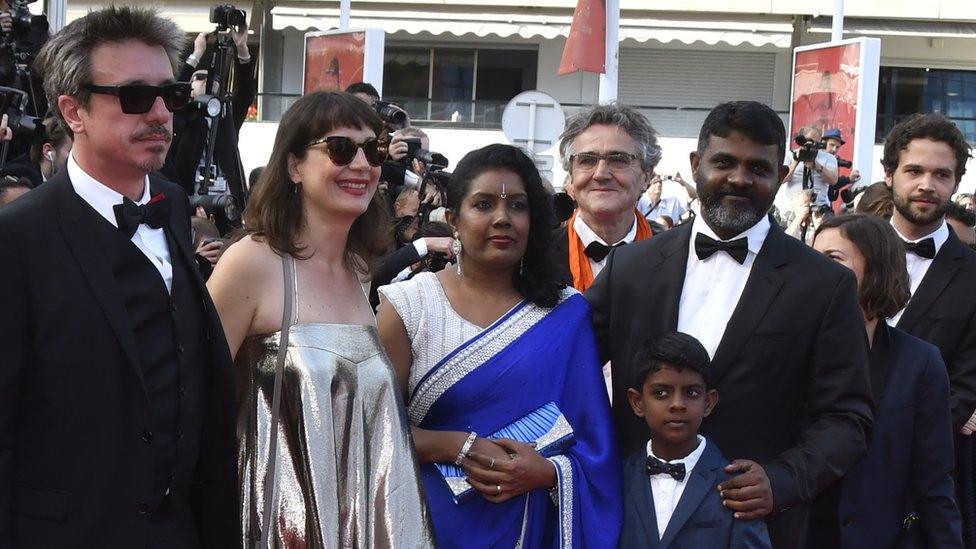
left=558, top=0, right=606, bottom=75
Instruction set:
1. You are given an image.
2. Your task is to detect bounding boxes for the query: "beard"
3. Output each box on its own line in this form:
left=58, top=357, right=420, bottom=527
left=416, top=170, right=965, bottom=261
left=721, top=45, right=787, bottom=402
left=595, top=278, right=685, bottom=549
left=698, top=183, right=773, bottom=236
left=132, top=124, right=172, bottom=173
left=892, top=189, right=948, bottom=226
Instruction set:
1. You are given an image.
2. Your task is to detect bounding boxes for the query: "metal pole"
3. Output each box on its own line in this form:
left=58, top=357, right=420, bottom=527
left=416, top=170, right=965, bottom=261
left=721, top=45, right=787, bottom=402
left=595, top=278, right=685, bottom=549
left=598, top=0, right=619, bottom=104
left=831, top=0, right=844, bottom=42
left=46, top=0, right=67, bottom=32
left=340, top=0, right=351, bottom=30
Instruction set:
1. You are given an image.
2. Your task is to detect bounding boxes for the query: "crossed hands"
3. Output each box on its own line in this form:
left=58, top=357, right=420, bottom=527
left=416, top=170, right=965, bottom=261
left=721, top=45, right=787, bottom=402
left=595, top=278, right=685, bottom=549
left=461, top=438, right=556, bottom=504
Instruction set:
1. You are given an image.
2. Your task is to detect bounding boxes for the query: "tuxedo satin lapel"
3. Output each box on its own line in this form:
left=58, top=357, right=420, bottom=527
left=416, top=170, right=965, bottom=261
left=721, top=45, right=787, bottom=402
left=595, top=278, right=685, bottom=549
left=155, top=180, right=200, bottom=283
left=51, top=176, right=147, bottom=393
left=897, top=233, right=964, bottom=332
left=626, top=453, right=661, bottom=546
left=654, top=222, right=693, bottom=332
left=709, top=225, right=787, bottom=387
left=658, top=444, right=721, bottom=548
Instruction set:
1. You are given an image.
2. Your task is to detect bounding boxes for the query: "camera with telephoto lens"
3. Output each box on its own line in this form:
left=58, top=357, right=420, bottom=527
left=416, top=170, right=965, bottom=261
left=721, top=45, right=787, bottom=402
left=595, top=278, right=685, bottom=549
left=793, top=134, right=826, bottom=163
left=375, top=100, right=407, bottom=126
left=209, top=4, right=246, bottom=31
left=190, top=193, right=240, bottom=222
left=0, top=86, right=39, bottom=141
left=4, top=0, right=36, bottom=37
left=836, top=156, right=853, bottom=169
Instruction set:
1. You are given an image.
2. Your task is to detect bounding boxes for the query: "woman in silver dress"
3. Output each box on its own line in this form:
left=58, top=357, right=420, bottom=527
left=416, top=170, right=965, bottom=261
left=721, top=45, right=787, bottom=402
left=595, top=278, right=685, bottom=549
left=208, top=91, right=434, bottom=548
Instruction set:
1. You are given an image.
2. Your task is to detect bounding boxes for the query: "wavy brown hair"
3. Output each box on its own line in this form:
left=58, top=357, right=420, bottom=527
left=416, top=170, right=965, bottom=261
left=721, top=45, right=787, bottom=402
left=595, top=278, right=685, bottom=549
left=243, top=91, right=391, bottom=271
left=815, top=214, right=910, bottom=319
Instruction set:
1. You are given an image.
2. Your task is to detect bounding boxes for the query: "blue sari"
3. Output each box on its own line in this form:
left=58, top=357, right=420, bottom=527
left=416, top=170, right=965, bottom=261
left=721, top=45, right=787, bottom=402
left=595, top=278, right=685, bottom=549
left=408, top=290, right=622, bottom=548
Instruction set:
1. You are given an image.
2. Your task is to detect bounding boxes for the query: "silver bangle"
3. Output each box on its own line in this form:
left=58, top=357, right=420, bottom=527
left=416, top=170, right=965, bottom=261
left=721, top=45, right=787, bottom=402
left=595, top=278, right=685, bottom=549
left=455, top=431, right=477, bottom=465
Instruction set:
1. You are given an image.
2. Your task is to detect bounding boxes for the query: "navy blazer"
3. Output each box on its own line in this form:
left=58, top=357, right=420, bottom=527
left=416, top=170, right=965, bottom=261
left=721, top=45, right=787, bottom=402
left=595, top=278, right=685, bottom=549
left=619, top=438, right=771, bottom=549
left=837, top=324, right=962, bottom=548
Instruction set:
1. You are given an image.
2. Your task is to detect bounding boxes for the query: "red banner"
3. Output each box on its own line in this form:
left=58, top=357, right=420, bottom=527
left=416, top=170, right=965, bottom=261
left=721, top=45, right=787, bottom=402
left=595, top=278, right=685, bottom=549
left=304, top=31, right=367, bottom=94
left=558, top=0, right=606, bottom=75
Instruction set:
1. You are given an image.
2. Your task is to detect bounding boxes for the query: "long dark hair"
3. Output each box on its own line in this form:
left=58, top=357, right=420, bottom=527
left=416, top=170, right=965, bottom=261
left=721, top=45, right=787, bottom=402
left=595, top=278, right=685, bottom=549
left=815, top=214, right=910, bottom=319
left=243, top=91, right=391, bottom=271
left=447, top=144, right=563, bottom=308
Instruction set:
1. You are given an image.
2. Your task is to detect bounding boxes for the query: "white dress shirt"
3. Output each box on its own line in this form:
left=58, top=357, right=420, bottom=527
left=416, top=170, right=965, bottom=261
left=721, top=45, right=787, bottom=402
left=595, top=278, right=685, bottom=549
left=573, top=213, right=639, bottom=278
left=888, top=220, right=950, bottom=326
left=646, top=435, right=707, bottom=539
left=677, top=215, right=771, bottom=358
left=68, top=153, right=173, bottom=293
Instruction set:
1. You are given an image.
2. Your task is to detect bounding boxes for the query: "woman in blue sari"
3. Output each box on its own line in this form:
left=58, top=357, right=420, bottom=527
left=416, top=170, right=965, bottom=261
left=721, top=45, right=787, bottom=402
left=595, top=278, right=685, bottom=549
left=377, top=144, right=622, bottom=547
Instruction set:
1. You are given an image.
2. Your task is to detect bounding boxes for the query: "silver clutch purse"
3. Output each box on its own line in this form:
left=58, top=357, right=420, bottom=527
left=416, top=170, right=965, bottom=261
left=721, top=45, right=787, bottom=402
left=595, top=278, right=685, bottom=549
left=436, top=401, right=575, bottom=504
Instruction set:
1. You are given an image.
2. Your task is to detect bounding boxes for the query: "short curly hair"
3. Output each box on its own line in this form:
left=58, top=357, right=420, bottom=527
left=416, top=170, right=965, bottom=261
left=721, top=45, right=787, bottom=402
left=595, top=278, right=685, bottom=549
left=881, top=113, right=972, bottom=184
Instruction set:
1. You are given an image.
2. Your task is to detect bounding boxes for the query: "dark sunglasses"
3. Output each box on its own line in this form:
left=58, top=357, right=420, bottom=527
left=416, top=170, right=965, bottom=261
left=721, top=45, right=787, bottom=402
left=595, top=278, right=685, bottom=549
left=306, top=136, right=387, bottom=167
left=83, top=82, right=192, bottom=114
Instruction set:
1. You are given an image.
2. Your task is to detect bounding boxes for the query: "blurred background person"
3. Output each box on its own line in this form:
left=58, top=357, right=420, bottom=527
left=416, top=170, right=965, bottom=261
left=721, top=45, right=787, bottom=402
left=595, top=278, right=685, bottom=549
left=854, top=181, right=894, bottom=219
left=0, top=173, right=29, bottom=206
left=947, top=201, right=976, bottom=249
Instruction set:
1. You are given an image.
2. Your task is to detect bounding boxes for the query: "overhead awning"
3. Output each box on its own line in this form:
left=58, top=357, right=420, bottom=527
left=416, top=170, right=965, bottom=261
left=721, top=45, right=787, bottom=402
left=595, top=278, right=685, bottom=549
left=810, top=17, right=976, bottom=38
left=271, top=5, right=793, bottom=48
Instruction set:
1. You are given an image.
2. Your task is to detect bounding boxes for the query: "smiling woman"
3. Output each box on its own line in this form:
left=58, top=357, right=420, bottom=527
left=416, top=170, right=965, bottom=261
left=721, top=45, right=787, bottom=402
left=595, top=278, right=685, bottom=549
left=207, top=91, right=434, bottom=546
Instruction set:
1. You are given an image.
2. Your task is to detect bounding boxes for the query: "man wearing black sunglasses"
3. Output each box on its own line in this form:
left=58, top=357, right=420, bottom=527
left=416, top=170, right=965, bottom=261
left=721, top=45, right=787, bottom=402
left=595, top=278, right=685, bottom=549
left=161, top=26, right=255, bottom=233
left=0, top=7, right=239, bottom=548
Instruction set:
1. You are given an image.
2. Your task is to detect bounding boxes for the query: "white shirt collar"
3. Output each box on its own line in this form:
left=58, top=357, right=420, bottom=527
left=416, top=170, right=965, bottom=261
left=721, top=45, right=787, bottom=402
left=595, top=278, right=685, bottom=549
left=691, top=213, right=771, bottom=256
left=68, top=151, right=151, bottom=228
left=646, top=435, right=707, bottom=471
left=891, top=219, right=950, bottom=255
left=573, top=212, right=639, bottom=247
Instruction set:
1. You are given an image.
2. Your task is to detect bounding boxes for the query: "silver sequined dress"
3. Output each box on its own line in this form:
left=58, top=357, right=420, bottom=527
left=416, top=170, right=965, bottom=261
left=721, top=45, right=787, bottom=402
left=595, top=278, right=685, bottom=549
left=236, top=259, right=434, bottom=548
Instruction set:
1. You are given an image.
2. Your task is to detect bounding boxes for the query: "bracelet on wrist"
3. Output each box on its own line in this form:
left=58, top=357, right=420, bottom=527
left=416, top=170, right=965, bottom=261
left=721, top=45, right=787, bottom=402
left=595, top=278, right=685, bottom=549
left=455, top=431, right=477, bottom=465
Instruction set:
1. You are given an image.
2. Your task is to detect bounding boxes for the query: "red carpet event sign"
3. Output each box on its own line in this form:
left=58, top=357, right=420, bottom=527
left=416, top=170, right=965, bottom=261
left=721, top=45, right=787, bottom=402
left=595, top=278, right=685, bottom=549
left=303, top=29, right=385, bottom=95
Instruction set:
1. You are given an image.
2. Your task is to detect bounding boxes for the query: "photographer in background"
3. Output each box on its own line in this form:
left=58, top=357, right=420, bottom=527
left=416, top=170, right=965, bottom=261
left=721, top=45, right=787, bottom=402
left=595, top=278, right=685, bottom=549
left=161, top=10, right=254, bottom=234
left=0, top=0, right=47, bottom=118
left=30, top=114, right=69, bottom=181
left=821, top=128, right=863, bottom=211
left=783, top=125, right=838, bottom=210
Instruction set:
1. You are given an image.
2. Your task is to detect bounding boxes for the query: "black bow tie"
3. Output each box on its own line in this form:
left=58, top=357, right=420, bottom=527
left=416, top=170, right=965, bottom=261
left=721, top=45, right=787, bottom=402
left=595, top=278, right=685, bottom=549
left=113, top=193, right=170, bottom=238
left=646, top=456, right=686, bottom=481
left=694, top=232, right=749, bottom=264
left=584, top=241, right=625, bottom=262
left=903, top=238, right=936, bottom=260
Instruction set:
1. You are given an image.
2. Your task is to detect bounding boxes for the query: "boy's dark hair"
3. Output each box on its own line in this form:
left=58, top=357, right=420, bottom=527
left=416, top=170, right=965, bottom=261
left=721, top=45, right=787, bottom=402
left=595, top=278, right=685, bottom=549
left=697, top=101, right=786, bottom=163
left=881, top=113, right=971, bottom=184
left=631, top=332, right=711, bottom=390
left=947, top=201, right=976, bottom=227
left=345, top=81, right=380, bottom=101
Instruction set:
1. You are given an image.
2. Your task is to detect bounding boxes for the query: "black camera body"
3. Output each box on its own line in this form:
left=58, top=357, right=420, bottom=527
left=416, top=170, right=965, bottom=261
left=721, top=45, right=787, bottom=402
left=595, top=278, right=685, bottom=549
left=209, top=4, right=246, bottom=31
left=0, top=86, right=39, bottom=141
left=375, top=100, right=407, bottom=126
left=836, top=156, right=853, bottom=169
left=793, top=134, right=826, bottom=163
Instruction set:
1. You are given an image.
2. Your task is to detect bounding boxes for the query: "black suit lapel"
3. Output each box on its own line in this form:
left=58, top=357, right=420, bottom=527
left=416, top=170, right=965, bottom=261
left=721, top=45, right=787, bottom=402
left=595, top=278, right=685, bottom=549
left=897, top=232, right=965, bottom=332
left=51, top=175, right=147, bottom=393
left=659, top=441, right=721, bottom=548
left=710, top=224, right=788, bottom=387
left=653, top=222, right=693, bottom=332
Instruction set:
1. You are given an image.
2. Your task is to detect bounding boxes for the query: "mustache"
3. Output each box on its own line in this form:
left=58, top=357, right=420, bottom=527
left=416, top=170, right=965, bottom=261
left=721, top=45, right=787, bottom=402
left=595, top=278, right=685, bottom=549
left=131, top=125, right=172, bottom=142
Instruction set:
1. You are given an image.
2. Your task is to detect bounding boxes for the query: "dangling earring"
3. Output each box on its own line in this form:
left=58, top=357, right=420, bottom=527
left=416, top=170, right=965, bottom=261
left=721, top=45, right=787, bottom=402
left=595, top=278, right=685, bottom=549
left=292, top=181, right=300, bottom=194
left=519, top=258, right=524, bottom=277
left=452, top=231, right=463, bottom=276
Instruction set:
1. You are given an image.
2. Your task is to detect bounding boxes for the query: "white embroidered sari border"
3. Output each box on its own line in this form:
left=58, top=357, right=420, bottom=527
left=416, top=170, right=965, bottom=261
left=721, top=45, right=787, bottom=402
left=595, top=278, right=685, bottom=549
left=550, top=454, right=575, bottom=549
left=407, top=301, right=548, bottom=424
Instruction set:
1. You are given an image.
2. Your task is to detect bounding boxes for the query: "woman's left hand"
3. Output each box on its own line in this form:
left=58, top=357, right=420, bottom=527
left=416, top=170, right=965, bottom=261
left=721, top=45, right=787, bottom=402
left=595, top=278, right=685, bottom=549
left=463, top=438, right=557, bottom=504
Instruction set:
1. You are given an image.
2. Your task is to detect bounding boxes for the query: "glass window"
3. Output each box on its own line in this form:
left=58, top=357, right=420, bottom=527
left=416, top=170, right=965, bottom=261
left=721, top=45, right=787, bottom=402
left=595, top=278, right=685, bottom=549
left=383, top=47, right=430, bottom=122
left=431, top=49, right=475, bottom=122
left=877, top=67, right=976, bottom=142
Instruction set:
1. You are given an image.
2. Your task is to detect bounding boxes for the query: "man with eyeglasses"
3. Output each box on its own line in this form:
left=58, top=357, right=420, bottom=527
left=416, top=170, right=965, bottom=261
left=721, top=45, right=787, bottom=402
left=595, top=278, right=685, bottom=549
left=0, top=7, right=239, bottom=548
left=161, top=25, right=254, bottom=233
left=552, top=104, right=660, bottom=292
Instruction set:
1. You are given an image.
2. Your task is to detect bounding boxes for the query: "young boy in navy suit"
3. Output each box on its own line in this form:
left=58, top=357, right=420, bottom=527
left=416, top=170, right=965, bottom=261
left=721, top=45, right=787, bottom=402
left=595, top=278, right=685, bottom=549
left=620, top=332, right=771, bottom=549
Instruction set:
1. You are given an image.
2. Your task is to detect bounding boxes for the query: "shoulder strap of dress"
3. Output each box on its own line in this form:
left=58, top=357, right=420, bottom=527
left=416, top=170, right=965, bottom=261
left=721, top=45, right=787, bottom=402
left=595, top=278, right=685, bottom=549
left=258, top=253, right=295, bottom=548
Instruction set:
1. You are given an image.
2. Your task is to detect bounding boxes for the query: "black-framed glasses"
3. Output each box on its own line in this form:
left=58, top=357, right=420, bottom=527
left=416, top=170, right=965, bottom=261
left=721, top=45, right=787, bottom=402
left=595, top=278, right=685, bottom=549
left=570, top=151, right=640, bottom=172
left=83, top=82, right=192, bottom=114
left=306, top=136, right=387, bottom=167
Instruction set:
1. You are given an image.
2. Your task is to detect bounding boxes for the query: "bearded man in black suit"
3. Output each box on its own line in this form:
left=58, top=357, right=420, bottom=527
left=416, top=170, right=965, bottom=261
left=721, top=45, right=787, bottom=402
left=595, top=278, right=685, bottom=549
left=586, top=101, right=873, bottom=548
left=0, top=7, right=239, bottom=548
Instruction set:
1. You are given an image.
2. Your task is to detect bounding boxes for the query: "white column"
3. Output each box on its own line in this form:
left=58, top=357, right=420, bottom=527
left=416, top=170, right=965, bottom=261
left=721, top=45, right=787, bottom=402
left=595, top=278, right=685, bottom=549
left=340, top=0, right=351, bottom=29
left=598, top=0, right=619, bottom=104
left=45, top=0, right=67, bottom=32
left=831, top=0, right=844, bottom=42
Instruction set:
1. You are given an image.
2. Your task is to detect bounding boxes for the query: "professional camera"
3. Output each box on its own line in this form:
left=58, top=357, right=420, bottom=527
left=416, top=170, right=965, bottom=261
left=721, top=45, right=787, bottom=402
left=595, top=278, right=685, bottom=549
left=209, top=4, right=246, bottom=31
left=190, top=193, right=240, bottom=222
left=375, top=100, right=407, bottom=126
left=836, top=156, right=853, bottom=169
left=0, top=87, right=38, bottom=140
left=793, top=134, right=825, bottom=163
left=3, top=0, right=35, bottom=37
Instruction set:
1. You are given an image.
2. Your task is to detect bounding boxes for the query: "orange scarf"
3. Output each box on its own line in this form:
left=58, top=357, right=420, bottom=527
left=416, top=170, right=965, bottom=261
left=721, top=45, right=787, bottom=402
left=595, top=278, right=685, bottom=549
left=566, top=210, right=652, bottom=292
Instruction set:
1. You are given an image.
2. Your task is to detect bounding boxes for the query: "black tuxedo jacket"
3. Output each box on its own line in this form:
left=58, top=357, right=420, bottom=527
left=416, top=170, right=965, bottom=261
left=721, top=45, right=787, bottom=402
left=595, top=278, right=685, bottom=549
left=896, top=229, right=976, bottom=430
left=586, top=219, right=873, bottom=548
left=0, top=173, right=240, bottom=547
left=551, top=225, right=573, bottom=286
left=161, top=58, right=256, bottom=220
